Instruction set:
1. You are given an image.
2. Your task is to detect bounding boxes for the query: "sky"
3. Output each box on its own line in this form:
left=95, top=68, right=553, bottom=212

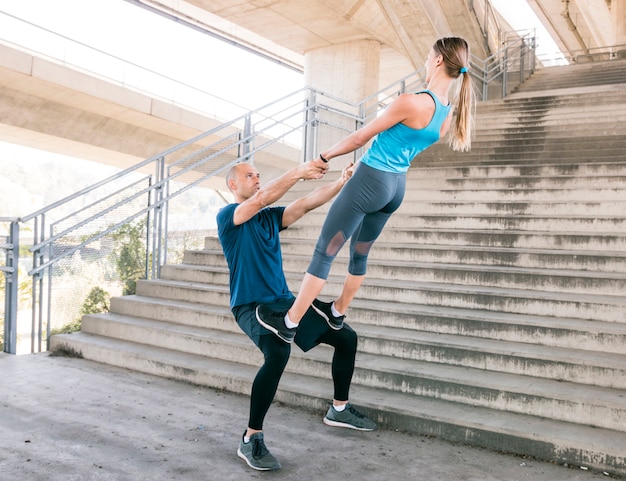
left=0, top=0, right=561, bottom=204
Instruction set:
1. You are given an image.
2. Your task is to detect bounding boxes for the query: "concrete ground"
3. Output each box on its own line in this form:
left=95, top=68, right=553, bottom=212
left=0, top=352, right=618, bottom=481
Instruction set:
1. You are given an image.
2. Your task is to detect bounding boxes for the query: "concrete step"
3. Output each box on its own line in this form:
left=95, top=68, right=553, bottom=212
left=479, top=93, right=626, bottom=112
left=282, top=225, right=626, bottom=250
left=448, top=143, right=626, bottom=158
left=455, top=139, right=626, bottom=154
left=474, top=116, right=626, bottom=131
left=298, top=211, right=626, bottom=234
left=400, top=201, right=626, bottom=216
left=417, top=150, right=626, bottom=166
left=48, top=332, right=626, bottom=476
left=199, top=239, right=626, bottom=273
left=407, top=161, right=626, bottom=179
left=164, top=258, right=626, bottom=296
left=398, top=186, right=626, bottom=203
left=394, top=174, right=626, bottom=190
left=110, top=294, right=626, bottom=355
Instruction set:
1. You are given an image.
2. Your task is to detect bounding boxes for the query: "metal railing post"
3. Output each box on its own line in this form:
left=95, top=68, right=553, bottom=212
left=502, top=48, right=508, bottom=98
left=482, top=66, right=488, bottom=102
left=303, top=90, right=318, bottom=162
left=242, top=115, right=253, bottom=163
left=3, top=221, right=19, bottom=354
left=520, top=41, right=526, bottom=85
left=154, top=157, right=165, bottom=274
left=146, top=174, right=155, bottom=279
left=28, top=214, right=46, bottom=353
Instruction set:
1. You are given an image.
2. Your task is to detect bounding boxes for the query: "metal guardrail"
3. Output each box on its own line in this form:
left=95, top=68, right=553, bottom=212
left=0, top=219, right=19, bottom=354
left=1, top=7, right=540, bottom=354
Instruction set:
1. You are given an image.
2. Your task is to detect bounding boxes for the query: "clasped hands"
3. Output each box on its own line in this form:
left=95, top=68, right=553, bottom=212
left=301, top=158, right=355, bottom=183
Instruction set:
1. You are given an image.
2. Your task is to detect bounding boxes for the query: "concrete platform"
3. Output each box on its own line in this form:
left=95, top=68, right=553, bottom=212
left=0, top=352, right=617, bottom=481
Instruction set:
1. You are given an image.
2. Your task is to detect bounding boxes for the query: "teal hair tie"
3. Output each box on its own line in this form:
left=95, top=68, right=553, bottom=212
left=460, top=67, right=468, bottom=74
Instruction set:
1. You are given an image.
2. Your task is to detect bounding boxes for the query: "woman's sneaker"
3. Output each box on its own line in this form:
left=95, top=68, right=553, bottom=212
left=237, top=432, right=281, bottom=471
left=323, top=403, right=377, bottom=431
left=255, top=305, right=297, bottom=343
left=311, top=299, right=344, bottom=330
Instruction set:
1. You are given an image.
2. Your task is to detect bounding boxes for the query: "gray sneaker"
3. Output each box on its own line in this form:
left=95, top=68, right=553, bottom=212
left=237, top=432, right=281, bottom=471
left=323, top=403, right=377, bottom=431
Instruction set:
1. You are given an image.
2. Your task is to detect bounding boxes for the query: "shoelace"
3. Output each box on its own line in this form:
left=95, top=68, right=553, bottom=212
left=251, top=437, right=270, bottom=457
left=346, top=405, right=365, bottom=418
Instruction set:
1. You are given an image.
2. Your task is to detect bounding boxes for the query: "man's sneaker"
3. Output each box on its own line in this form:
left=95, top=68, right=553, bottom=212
left=311, top=299, right=344, bottom=330
left=237, top=432, right=281, bottom=471
left=323, top=403, right=377, bottom=431
left=256, top=304, right=297, bottom=343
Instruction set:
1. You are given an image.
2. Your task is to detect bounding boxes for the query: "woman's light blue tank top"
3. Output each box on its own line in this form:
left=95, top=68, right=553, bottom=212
left=360, top=90, right=451, bottom=173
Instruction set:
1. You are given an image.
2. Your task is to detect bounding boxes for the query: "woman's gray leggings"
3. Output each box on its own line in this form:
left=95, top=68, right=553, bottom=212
left=307, top=162, right=406, bottom=279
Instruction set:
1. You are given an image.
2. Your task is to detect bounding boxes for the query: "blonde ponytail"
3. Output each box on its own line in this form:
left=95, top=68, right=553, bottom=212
left=433, top=37, right=474, bottom=152
left=450, top=69, right=474, bottom=152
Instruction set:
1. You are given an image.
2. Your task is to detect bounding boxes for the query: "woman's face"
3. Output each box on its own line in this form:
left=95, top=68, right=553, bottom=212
left=424, top=48, right=441, bottom=82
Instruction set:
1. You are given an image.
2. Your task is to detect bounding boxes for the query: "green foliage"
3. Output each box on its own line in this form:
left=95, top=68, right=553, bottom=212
left=110, top=221, right=147, bottom=295
left=80, top=286, right=110, bottom=316
left=52, top=286, right=111, bottom=335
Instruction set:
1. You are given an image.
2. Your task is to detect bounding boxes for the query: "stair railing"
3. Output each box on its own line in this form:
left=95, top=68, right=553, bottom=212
left=2, top=86, right=370, bottom=354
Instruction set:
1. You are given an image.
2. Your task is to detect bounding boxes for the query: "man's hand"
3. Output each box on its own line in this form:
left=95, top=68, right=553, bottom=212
left=298, top=158, right=329, bottom=180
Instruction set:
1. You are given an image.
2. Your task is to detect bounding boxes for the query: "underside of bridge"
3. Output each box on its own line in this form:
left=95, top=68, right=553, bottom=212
left=0, top=0, right=623, bottom=174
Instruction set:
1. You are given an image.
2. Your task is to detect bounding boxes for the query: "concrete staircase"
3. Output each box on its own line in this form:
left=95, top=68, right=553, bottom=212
left=50, top=61, right=626, bottom=475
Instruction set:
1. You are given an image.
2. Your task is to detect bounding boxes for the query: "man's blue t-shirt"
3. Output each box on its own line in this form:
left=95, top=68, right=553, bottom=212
left=216, top=203, right=293, bottom=309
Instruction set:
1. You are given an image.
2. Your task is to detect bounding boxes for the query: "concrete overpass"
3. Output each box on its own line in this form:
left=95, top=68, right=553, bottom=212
left=0, top=0, right=623, bottom=173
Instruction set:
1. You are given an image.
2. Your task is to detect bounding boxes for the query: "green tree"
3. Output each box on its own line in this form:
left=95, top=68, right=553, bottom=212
left=53, top=286, right=111, bottom=335
left=80, top=286, right=110, bottom=317
left=111, top=221, right=146, bottom=295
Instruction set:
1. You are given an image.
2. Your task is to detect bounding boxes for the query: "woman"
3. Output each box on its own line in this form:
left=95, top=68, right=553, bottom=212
left=256, top=37, right=474, bottom=341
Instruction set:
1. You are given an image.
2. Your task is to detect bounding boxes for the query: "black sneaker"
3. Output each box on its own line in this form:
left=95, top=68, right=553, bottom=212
left=323, top=403, right=377, bottom=431
left=237, top=432, right=281, bottom=471
left=312, top=298, right=344, bottom=330
left=256, top=304, right=297, bottom=343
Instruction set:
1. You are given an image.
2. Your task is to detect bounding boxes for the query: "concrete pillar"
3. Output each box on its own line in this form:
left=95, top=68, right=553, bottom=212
left=304, top=40, right=380, bottom=168
left=614, top=0, right=626, bottom=47
left=304, top=39, right=381, bottom=102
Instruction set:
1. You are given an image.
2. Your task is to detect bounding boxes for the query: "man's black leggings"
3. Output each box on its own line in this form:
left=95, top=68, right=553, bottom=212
left=248, top=325, right=357, bottom=430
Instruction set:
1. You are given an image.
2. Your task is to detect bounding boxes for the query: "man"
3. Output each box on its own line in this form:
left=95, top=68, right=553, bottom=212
left=216, top=159, right=377, bottom=472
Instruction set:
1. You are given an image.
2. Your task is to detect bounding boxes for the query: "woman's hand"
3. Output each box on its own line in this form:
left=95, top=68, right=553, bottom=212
left=341, top=162, right=355, bottom=185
